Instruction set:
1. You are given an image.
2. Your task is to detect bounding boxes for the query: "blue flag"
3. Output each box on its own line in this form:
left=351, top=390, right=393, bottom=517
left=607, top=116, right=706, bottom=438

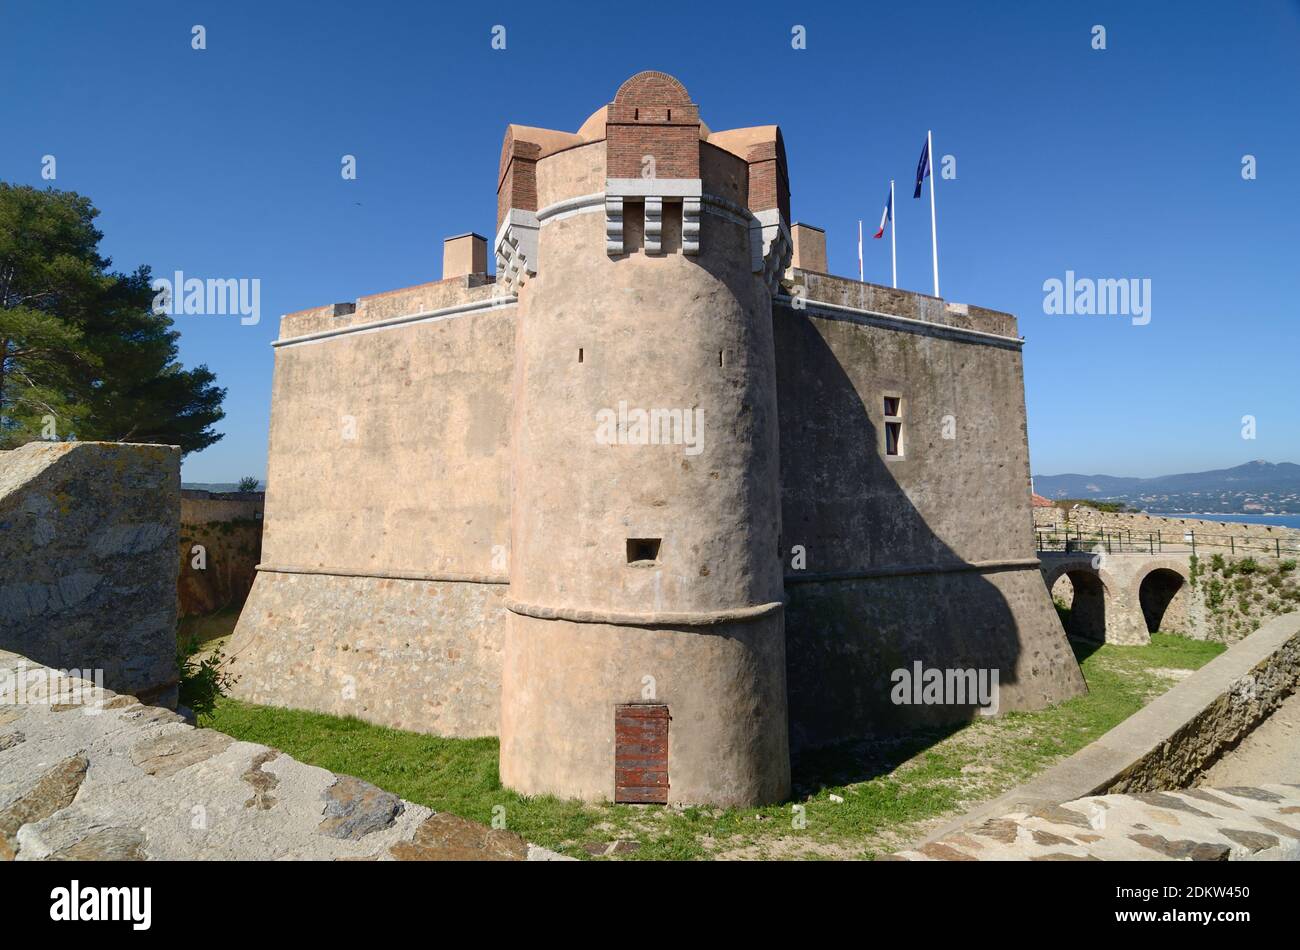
left=913, top=137, right=930, bottom=199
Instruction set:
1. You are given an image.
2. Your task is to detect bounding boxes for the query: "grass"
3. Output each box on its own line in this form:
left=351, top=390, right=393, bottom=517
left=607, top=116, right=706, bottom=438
left=201, top=631, right=1225, bottom=860
left=177, top=607, right=241, bottom=655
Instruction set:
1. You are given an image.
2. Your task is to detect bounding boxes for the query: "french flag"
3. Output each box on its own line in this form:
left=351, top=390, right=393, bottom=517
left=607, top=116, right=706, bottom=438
left=873, top=188, right=893, bottom=239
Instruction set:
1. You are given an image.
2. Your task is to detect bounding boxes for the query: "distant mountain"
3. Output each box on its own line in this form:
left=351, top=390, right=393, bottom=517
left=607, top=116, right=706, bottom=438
left=1032, top=461, right=1300, bottom=514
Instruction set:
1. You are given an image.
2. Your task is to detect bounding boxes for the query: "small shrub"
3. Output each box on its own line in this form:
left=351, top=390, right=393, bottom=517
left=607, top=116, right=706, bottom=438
left=1278, top=559, right=1297, bottom=573
left=1234, top=558, right=1260, bottom=576
left=1206, top=579, right=1225, bottom=610
left=177, top=637, right=236, bottom=717
left=1210, top=554, right=1226, bottom=573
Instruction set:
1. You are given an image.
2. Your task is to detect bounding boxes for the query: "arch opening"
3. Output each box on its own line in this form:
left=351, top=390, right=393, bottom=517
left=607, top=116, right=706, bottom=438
left=1051, top=569, right=1107, bottom=642
left=1139, top=568, right=1186, bottom=634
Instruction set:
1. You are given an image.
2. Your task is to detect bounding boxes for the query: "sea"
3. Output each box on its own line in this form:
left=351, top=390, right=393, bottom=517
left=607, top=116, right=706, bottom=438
left=1147, top=513, right=1300, bottom=530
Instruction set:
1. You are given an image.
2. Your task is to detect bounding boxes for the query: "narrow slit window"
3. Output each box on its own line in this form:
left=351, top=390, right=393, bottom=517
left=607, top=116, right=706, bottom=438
left=626, top=538, right=661, bottom=564
left=578, top=347, right=584, bottom=363
left=883, top=395, right=904, bottom=458
left=719, top=350, right=725, bottom=368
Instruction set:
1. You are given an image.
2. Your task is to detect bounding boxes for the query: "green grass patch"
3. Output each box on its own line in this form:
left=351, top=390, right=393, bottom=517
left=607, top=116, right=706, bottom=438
left=202, top=631, right=1225, bottom=860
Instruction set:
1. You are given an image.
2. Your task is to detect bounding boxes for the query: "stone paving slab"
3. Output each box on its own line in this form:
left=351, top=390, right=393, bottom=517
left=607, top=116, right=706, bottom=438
left=0, top=651, right=570, bottom=861
left=889, top=784, right=1300, bottom=861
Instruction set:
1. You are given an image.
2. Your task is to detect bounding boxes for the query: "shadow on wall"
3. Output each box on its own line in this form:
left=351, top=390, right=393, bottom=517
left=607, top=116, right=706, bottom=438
left=774, top=309, right=1085, bottom=755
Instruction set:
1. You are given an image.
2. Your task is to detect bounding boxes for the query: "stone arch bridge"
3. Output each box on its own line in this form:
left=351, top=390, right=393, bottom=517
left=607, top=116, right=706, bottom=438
left=1039, top=551, right=1195, bottom=646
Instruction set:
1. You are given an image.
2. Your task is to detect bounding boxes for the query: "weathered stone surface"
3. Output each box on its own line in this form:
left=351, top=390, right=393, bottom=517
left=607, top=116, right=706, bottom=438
left=1131, top=792, right=1216, bottom=818
left=972, top=818, right=1020, bottom=843
left=389, top=813, right=529, bottom=861
left=0, top=650, right=569, bottom=861
left=0, top=754, right=89, bottom=859
left=0, top=731, right=23, bottom=751
left=892, top=784, right=1300, bottom=861
left=242, top=750, right=280, bottom=810
left=130, top=729, right=233, bottom=778
left=1030, top=804, right=1092, bottom=829
left=47, top=827, right=146, bottom=861
left=1129, top=834, right=1231, bottom=861
left=917, top=842, right=977, bottom=861
left=317, top=775, right=404, bottom=839
left=1218, top=828, right=1278, bottom=852
left=1031, top=829, right=1075, bottom=847
left=0, top=442, right=180, bottom=706
left=1217, top=786, right=1282, bottom=803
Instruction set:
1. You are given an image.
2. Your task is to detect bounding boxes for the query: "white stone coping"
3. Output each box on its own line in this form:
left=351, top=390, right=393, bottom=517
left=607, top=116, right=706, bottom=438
left=776, top=294, right=1026, bottom=350
left=272, top=295, right=518, bottom=348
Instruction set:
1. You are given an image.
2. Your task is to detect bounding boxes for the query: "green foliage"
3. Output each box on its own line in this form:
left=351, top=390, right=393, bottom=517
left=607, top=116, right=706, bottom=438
left=176, top=636, right=235, bottom=717
left=1231, top=557, right=1260, bottom=576
left=1054, top=499, right=1135, bottom=513
left=1210, top=553, right=1226, bottom=573
left=1188, top=554, right=1199, bottom=588
left=237, top=476, right=260, bottom=492
left=0, top=183, right=225, bottom=453
left=1206, top=578, right=1226, bottom=610
left=1279, top=559, right=1296, bottom=573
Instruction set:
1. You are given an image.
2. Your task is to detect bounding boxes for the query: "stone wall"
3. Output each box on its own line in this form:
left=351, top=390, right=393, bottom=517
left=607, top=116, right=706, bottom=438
left=1034, top=506, right=1300, bottom=555
left=0, top=442, right=179, bottom=706
left=178, top=490, right=263, bottom=617
left=776, top=272, right=1085, bottom=745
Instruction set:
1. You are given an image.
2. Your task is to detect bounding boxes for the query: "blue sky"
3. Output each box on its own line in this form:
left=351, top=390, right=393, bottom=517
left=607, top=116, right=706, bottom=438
left=3, top=0, right=1297, bottom=481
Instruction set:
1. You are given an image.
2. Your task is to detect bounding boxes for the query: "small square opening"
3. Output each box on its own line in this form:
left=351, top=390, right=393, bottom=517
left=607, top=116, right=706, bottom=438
left=626, top=538, right=661, bottom=564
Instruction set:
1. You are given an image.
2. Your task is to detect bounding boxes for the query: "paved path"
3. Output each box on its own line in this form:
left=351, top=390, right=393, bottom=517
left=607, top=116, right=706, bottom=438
left=0, top=650, right=569, bottom=861
left=889, top=784, right=1300, bottom=860
left=1201, top=689, right=1300, bottom=787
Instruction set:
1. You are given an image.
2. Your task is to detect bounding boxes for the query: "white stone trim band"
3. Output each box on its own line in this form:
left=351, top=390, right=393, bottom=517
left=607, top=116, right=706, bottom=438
left=506, top=598, right=785, bottom=627
left=776, top=295, right=1026, bottom=349
left=785, top=557, right=1042, bottom=585
left=257, top=563, right=509, bottom=585
left=272, top=296, right=518, bottom=348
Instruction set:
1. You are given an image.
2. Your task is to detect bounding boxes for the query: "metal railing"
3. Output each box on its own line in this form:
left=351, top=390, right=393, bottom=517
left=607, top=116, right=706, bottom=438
left=1035, top=523, right=1300, bottom=558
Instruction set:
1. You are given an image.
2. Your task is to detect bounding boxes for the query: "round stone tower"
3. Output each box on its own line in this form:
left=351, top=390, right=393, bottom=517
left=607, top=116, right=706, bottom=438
left=496, top=72, right=792, bottom=806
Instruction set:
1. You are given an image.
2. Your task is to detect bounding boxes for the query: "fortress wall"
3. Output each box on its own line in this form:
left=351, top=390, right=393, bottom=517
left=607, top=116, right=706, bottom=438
left=773, top=290, right=1085, bottom=746
left=258, top=304, right=515, bottom=576
left=0, top=442, right=180, bottom=706
left=1033, top=506, right=1300, bottom=548
left=226, top=288, right=516, bottom=736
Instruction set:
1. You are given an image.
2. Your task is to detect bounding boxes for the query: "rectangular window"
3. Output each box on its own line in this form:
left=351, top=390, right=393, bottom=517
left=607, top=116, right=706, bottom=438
left=614, top=704, right=669, bottom=804
left=883, top=395, right=904, bottom=458
left=626, top=538, right=661, bottom=564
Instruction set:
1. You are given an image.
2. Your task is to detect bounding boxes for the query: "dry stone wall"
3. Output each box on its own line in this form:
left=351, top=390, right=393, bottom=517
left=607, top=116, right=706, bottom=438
left=0, top=442, right=179, bottom=705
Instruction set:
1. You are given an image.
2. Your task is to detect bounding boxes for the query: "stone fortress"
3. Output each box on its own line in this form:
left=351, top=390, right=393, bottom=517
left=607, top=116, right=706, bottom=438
left=227, top=71, right=1087, bottom=808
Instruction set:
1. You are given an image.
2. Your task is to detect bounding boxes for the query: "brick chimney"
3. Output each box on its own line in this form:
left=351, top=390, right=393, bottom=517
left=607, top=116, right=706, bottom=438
left=790, top=223, right=826, bottom=273
left=442, top=233, right=488, bottom=279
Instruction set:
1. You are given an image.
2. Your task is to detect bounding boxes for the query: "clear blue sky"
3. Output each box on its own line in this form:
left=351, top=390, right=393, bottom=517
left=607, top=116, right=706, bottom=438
left=3, top=0, right=1297, bottom=482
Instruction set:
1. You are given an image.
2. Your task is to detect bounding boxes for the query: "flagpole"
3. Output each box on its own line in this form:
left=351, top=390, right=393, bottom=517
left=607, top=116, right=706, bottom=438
left=889, top=179, right=897, bottom=289
left=857, top=219, right=863, bottom=281
left=927, top=130, right=939, bottom=297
